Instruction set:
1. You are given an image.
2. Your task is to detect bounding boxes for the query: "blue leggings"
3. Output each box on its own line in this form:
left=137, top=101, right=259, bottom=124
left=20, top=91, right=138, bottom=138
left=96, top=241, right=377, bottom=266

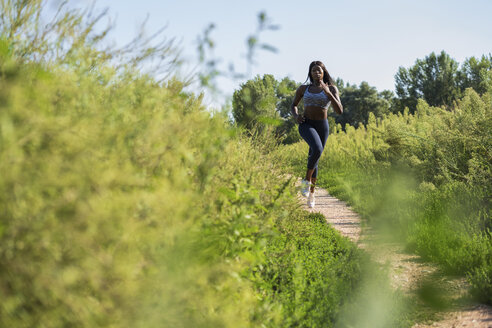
left=298, top=118, right=329, bottom=179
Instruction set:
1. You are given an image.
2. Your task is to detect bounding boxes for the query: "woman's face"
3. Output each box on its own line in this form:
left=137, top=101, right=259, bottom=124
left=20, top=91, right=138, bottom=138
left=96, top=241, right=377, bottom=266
left=310, top=65, right=324, bottom=82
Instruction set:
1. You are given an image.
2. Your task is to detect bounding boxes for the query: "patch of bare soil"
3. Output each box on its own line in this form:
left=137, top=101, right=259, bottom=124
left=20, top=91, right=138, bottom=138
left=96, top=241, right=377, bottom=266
left=297, top=182, right=492, bottom=327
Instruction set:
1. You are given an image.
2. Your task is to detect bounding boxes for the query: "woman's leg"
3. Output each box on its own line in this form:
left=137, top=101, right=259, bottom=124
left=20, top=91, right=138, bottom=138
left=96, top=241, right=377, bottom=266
left=305, top=148, right=315, bottom=182
left=299, top=122, right=324, bottom=183
left=305, top=120, right=329, bottom=193
left=310, top=177, right=317, bottom=193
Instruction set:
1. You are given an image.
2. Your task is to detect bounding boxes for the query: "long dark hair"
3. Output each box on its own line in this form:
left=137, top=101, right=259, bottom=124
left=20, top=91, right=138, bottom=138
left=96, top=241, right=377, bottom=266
left=305, top=60, right=334, bottom=86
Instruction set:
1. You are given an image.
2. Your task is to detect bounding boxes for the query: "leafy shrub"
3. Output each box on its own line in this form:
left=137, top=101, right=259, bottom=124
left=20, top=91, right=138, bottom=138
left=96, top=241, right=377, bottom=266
left=258, top=212, right=361, bottom=327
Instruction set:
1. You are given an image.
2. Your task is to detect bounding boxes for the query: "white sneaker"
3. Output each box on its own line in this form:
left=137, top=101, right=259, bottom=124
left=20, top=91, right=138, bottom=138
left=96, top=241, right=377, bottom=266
left=307, top=192, right=315, bottom=208
left=301, top=179, right=311, bottom=197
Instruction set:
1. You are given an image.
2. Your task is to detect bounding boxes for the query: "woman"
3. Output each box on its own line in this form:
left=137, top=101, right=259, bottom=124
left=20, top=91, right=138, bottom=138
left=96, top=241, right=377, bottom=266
left=291, top=61, right=343, bottom=208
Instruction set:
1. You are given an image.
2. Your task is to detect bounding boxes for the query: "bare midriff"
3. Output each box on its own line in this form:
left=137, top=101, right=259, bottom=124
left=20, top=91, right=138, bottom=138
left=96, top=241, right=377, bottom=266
left=304, top=106, right=328, bottom=120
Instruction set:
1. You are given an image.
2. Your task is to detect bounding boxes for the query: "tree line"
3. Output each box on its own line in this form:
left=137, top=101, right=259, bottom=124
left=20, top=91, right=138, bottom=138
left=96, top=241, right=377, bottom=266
left=232, top=51, right=492, bottom=143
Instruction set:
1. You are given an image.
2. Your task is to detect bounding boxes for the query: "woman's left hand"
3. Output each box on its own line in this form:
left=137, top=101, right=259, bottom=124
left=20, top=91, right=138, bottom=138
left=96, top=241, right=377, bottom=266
left=320, top=81, right=333, bottom=96
left=321, top=82, right=343, bottom=114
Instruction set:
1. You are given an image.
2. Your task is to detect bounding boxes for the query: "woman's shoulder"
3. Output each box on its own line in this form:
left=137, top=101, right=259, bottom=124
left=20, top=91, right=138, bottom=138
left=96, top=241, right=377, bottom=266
left=296, top=84, right=309, bottom=94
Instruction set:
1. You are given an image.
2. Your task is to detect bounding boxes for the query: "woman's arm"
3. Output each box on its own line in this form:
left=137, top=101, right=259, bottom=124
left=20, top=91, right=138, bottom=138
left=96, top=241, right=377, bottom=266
left=320, top=82, right=343, bottom=114
left=291, top=85, right=307, bottom=123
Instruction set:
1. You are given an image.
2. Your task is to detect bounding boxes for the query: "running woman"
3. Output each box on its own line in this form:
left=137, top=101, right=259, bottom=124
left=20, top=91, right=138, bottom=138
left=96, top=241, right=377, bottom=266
left=291, top=61, right=343, bottom=208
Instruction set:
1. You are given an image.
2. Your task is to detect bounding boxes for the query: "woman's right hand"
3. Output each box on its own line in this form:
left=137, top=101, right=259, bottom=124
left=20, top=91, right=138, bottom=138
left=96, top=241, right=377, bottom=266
left=296, top=115, right=306, bottom=124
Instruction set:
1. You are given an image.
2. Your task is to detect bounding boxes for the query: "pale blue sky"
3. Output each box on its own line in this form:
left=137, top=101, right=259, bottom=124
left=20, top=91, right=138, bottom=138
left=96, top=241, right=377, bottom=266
left=88, top=0, right=491, bottom=105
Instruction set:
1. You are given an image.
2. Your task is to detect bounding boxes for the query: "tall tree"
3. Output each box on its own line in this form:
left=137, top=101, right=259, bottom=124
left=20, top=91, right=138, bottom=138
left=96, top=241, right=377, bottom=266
left=395, top=51, right=460, bottom=112
left=457, top=54, right=492, bottom=95
left=232, top=74, right=280, bottom=132
left=232, top=75, right=301, bottom=143
left=335, top=81, right=392, bottom=128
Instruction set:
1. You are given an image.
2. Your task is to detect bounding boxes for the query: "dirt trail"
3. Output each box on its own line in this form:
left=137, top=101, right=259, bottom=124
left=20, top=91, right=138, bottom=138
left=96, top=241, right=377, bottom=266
left=298, top=184, right=492, bottom=328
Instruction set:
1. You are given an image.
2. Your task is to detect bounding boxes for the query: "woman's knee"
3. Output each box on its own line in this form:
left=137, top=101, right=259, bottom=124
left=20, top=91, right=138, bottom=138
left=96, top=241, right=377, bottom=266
left=311, top=146, right=323, bottom=159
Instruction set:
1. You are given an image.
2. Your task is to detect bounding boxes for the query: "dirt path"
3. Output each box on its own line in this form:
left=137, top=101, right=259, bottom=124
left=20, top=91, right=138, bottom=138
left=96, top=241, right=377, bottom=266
left=298, top=184, right=492, bottom=328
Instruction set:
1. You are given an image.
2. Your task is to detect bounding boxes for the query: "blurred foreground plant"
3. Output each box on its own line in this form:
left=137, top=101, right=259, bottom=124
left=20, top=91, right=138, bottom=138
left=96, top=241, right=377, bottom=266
left=0, top=0, right=181, bottom=79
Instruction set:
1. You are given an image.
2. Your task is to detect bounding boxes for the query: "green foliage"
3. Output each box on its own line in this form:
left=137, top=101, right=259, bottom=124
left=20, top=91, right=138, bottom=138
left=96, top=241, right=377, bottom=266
left=258, top=212, right=362, bottom=327
left=232, top=74, right=301, bottom=143
left=395, top=51, right=492, bottom=112
left=0, top=45, right=231, bottom=326
left=232, top=74, right=279, bottom=130
left=0, top=2, right=373, bottom=325
left=0, top=32, right=369, bottom=326
left=7, top=1, right=492, bottom=325
left=244, top=11, right=279, bottom=77
left=275, top=77, right=303, bottom=143
left=232, top=52, right=490, bottom=140
left=458, top=54, right=492, bottom=95
left=195, top=11, right=279, bottom=92
left=0, top=0, right=180, bottom=78
left=335, top=80, right=393, bottom=128
left=395, top=51, right=460, bottom=111
left=284, top=87, right=492, bottom=304
left=468, top=261, right=492, bottom=304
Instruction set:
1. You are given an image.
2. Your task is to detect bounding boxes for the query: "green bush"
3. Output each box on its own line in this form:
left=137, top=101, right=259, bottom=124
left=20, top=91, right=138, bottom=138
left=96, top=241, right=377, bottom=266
left=258, top=212, right=361, bottom=327
left=0, top=45, right=239, bottom=326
